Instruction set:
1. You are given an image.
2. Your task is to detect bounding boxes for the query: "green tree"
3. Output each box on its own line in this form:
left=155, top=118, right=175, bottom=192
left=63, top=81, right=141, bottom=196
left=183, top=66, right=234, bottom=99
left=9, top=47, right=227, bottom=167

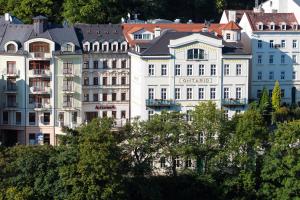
left=260, top=121, right=300, bottom=200
left=272, top=81, right=281, bottom=111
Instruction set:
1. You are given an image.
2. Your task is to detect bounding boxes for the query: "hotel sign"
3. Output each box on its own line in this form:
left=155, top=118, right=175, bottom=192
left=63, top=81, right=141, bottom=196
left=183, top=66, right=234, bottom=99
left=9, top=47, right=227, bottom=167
left=179, top=78, right=213, bottom=84
left=95, top=105, right=116, bottom=110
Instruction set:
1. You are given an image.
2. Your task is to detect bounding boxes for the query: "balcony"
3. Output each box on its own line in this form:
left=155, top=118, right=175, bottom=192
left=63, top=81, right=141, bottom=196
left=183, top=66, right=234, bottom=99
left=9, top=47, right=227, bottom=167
left=30, top=86, right=51, bottom=94
left=29, top=69, right=51, bottom=77
left=4, top=85, right=17, bottom=93
left=222, top=98, right=247, bottom=107
left=30, top=52, right=51, bottom=60
left=62, top=86, right=75, bottom=94
left=3, top=102, right=18, bottom=110
left=6, top=70, right=20, bottom=78
left=146, top=99, right=178, bottom=108
left=33, top=103, right=52, bottom=111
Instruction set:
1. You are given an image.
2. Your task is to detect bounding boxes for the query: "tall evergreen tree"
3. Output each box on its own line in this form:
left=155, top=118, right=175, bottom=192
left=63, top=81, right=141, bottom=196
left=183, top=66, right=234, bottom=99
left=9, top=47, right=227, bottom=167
left=272, top=81, right=281, bottom=111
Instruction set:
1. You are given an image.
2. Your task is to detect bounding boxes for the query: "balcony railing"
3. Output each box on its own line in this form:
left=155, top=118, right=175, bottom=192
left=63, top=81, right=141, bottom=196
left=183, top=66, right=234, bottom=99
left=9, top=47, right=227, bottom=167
left=30, top=86, right=51, bottom=94
left=146, top=99, right=178, bottom=108
left=29, top=69, right=51, bottom=76
left=4, top=85, right=17, bottom=92
left=63, top=68, right=74, bottom=76
left=33, top=103, right=52, bottom=110
left=63, top=102, right=72, bottom=108
left=7, top=70, right=20, bottom=77
left=222, top=98, right=247, bottom=107
left=63, top=85, right=74, bottom=93
left=4, top=102, right=18, bottom=108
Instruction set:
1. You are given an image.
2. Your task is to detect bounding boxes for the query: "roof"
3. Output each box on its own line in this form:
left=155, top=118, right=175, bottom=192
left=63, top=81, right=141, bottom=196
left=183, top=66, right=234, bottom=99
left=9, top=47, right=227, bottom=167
left=224, top=10, right=253, bottom=23
left=32, top=15, right=48, bottom=20
left=123, top=23, right=225, bottom=46
left=222, top=41, right=251, bottom=55
left=0, top=23, right=82, bottom=54
left=223, top=21, right=242, bottom=30
left=0, top=15, right=23, bottom=25
left=74, top=24, right=126, bottom=45
left=245, top=12, right=299, bottom=31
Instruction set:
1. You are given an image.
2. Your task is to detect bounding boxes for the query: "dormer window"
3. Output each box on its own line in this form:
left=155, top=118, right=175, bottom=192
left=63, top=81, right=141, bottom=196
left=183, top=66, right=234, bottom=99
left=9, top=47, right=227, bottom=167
left=83, top=42, right=90, bottom=52
left=134, top=33, right=151, bottom=40
left=112, top=42, right=118, bottom=51
left=257, top=22, right=264, bottom=30
left=6, top=43, right=17, bottom=53
left=187, top=49, right=205, bottom=60
left=226, top=33, right=231, bottom=40
left=270, top=22, right=275, bottom=30
left=102, top=43, right=108, bottom=51
left=292, top=23, right=298, bottom=30
left=121, top=42, right=127, bottom=51
left=281, top=23, right=287, bottom=30
left=62, top=43, right=74, bottom=52
left=93, top=42, right=99, bottom=52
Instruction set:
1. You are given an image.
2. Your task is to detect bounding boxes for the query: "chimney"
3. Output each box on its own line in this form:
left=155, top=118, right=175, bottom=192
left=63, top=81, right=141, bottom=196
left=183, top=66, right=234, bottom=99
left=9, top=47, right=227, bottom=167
left=174, top=19, right=181, bottom=23
left=228, top=10, right=236, bottom=22
left=4, top=13, right=11, bottom=22
left=154, top=27, right=161, bottom=37
left=187, top=19, right=193, bottom=24
left=33, top=16, right=48, bottom=34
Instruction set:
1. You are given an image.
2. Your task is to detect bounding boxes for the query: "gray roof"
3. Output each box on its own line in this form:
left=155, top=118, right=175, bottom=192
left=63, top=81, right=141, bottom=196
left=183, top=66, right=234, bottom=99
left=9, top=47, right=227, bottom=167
left=74, top=24, right=126, bottom=44
left=222, top=41, right=251, bottom=55
left=0, top=23, right=82, bottom=54
left=0, top=15, right=23, bottom=25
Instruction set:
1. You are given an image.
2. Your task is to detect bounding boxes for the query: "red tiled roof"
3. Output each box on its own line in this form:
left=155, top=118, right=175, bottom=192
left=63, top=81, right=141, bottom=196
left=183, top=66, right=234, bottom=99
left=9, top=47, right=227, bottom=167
left=223, top=21, right=242, bottom=30
left=122, top=23, right=225, bottom=45
left=245, top=12, right=298, bottom=31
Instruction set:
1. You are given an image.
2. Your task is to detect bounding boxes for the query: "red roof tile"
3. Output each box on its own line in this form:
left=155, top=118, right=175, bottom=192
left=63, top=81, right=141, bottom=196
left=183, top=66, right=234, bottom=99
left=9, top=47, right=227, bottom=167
left=223, top=21, right=242, bottom=30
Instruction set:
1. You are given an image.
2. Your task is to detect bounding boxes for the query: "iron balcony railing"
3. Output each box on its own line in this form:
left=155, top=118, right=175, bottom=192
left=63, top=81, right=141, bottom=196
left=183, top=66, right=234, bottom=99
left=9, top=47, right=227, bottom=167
left=146, top=99, right=177, bottom=108
left=222, top=98, right=247, bottom=107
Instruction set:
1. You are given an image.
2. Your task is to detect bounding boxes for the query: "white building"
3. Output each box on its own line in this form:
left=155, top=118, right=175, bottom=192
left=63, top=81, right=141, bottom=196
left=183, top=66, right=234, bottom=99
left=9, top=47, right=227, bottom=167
left=130, top=23, right=251, bottom=120
left=239, top=9, right=300, bottom=104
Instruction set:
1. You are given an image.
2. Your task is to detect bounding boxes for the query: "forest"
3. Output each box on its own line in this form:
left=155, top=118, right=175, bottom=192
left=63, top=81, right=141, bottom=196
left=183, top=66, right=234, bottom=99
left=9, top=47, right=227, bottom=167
left=0, top=0, right=257, bottom=24
left=1, top=82, right=300, bottom=200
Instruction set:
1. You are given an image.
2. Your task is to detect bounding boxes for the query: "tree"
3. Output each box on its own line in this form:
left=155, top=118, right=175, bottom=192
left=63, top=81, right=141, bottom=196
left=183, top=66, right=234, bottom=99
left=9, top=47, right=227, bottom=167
left=272, top=81, right=281, bottom=111
left=260, top=121, right=300, bottom=200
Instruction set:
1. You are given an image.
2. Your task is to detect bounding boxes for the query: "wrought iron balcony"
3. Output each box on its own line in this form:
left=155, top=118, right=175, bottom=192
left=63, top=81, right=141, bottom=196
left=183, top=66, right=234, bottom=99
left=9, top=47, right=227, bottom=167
left=222, top=98, right=247, bottom=107
left=29, top=69, right=51, bottom=77
left=4, top=85, right=17, bottom=93
left=146, top=99, right=177, bottom=108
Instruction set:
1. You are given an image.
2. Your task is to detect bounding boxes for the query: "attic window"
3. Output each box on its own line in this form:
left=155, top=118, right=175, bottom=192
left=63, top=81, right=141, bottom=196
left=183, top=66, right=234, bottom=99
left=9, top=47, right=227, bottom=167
left=281, top=23, right=286, bottom=30
left=6, top=43, right=17, bottom=53
left=64, top=43, right=74, bottom=52
left=293, top=23, right=298, bottom=30
left=270, top=23, right=275, bottom=30
left=112, top=44, right=117, bottom=51
left=257, top=23, right=264, bottom=30
left=187, top=49, right=205, bottom=60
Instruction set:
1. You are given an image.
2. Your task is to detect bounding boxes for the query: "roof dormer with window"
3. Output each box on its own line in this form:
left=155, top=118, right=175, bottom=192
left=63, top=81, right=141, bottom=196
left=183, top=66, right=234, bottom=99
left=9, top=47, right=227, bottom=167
left=257, top=22, right=264, bottom=31
left=292, top=22, right=299, bottom=30
left=83, top=41, right=90, bottom=52
left=269, top=22, right=275, bottom=30
left=61, top=42, right=75, bottom=52
left=4, top=41, right=18, bottom=53
left=280, top=22, right=287, bottom=31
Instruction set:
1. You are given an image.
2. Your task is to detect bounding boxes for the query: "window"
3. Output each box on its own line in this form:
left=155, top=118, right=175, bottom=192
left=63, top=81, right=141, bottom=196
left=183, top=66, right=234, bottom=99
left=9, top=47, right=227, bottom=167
left=281, top=40, right=286, bottom=48
left=198, top=132, right=204, bottom=144
left=103, top=60, right=108, bottom=68
left=270, top=40, right=274, bottom=48
left=211, top=65, right=216, bottom=76
left=121, top=77, right=126, bottom=85
left=293, top=71, right=296, bottom=80
left=281, top=89, right=285, bottom=98
left=29, top=42, right=50, bottom=53
left=43, top=112, right=50, bottom=125
left=112, top=77, right=117, bottom=85
left=134, top=34, right=142, bottom=40
left=7, top=43, right=16, bottom=53
left=93, top=44, right=98, bottom=52
left=199, top=65, right=204, bottom=76
left=121, top=93, right=126, bottom=101
left=257, top=90, right=262, bottom=98
left=102, top=77, right=107, bottom=85
left=121, top=111, right=126, bottom=118
left=121, top=60, right=127, bottom=68
left=226, top=33, right=231, bottom=40
left=84, top=77, right=89, bottom=86
left=269, top=71, right=274, bottom=80
left=224, top=88, right=230, bottom=99
left=93, top=77, right=99, bottom=85
left=187, top=88, right=193, bottom=100
left=103, top=111, right=107, bottom=118
left=281, top=55, right=285, bottom=64
left=293, top=40, right=298, bottom=48
left=281, top=71, right=285, bottom=80
left=112, top=93, right=117, bottom=101
left=103, top=44, right=108, bottom=51
left=281, top=24, right=286, bottom=30
left=148, top=88, right=154, bottom=99
left=198, top=88, right=204, bottom=99
left=236, top=64, right=242, bottom=75
left=29, top=112, right=36, bottom=125
left=187, top=65, right=193, bottom=76
left=148, top=110, right=154, bottom=120
left=29, top=133, right=36, bottom=145
left=258, top=55, right=262, bottom=64
left=175, top=65, right=181, bottom=76
left=236, top=87, right=242, bottom=99
left=16, top=112, right=21, bottom=125
left=161, top=64, right=167, bottom=76
left=185, top=159, right=192, bottom=168
left=293, top=24, right=298, bottom=30
left=121, top=44, right=127, bottom=51
left=187, top=49, right=205, bottom=60
left=112, top=44, right=117, bottom=51
left=84, top=61, right=89, bottom=69
left=258, top=40, right=262, bottom=48
left=269, top=55, right=274, bottom=64
left=161, top=88, right=167, bottom=100
left=258, top=71, right=262, bottom=80
left=186, top=110, right=192, bottom=122
left=72, top=112, right=78, bottom=123
left=148, top=64, right=154, bottom=76
left=43, top=134, right=50, bottom=145
left=224, top=64, right=230, bottom=76
left=3, top=111, right=8, bottom=124
left=210, top=88, right=216, bottom=99
left=270, top=23, right=275, bottom=30
left=93, top=93, right=98, bottom=102
left=112, top=60, right=117, bottom=69
left=258, top=24, right=263, bottom=30
left=102, top=93, right=107, bottom=101
left=143, top=34, right=151, bottom=40
left=84, top=94, right=89, bottom=102
left=7, top=61, right=16, bottom=74
left=112, top=111, right=117, bottom=119
left=293, top=55, right=297, bottom=63
left=160, top=157, right=166, bottom=168
left=175, top=88, right=181, bottom=100
left=94, top=61, right=98, bottom=69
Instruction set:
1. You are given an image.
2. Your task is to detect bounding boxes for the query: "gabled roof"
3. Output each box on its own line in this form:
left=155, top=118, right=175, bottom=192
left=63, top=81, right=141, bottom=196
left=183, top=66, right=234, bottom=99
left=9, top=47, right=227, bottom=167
left=223, top=21, right=242, bottom=30
left=224, top=10, right=253, bottom=23
left=245, top=12, right=298, bottom=31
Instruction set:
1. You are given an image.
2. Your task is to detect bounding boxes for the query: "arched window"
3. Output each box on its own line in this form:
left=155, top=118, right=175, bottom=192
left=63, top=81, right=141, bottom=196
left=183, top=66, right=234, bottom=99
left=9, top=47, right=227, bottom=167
left=65, top=44, right=73, bottom=52
left=7, top=43, right=16, bottom=53
left=187, top=49, right=205, bottom=60
left=29, top=42, right=50, bottom=53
